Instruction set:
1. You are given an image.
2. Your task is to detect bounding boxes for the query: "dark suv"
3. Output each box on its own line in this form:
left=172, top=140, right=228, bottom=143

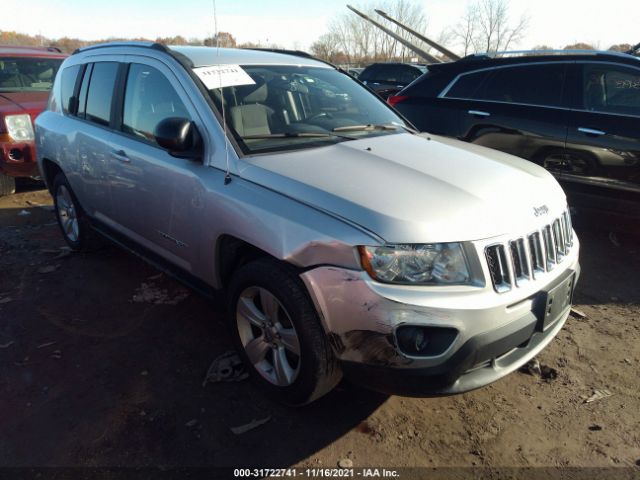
left=359, top=62, right=427, bottom=99
left=390, top=51, right=640, bottom=227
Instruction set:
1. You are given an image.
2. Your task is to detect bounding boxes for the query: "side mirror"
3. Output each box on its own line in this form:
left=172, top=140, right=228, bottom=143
left=154, top=117, right=202, bottom=159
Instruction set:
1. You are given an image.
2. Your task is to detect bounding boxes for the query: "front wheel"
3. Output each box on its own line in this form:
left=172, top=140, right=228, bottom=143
left=228, top=258, right=341, bottom=405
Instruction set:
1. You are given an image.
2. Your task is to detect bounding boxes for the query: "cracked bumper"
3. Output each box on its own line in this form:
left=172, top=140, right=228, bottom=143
left=300, top=239, right=580, bottom=396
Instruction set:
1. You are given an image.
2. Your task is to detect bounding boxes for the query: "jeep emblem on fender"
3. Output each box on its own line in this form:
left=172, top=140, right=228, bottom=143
left=534, top=205, right=549, bottom=217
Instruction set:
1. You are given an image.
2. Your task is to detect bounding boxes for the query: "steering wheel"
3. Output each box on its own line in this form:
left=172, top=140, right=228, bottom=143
left=307, top=112, right=333, bottom=121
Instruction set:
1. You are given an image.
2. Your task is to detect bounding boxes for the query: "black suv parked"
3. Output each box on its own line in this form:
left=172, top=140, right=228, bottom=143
left=359, top=62, right=427, bottom=99
left=390, top=51, right=640, bottom=227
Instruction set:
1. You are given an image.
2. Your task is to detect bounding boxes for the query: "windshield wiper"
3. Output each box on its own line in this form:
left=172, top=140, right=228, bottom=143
left=332, top=123, right=415, bottom=133
left=242, top=132, right=356, bottom=140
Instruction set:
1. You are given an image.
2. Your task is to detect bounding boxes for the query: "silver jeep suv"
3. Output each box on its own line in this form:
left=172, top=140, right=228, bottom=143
left=35, top=43, right=580, bottom=404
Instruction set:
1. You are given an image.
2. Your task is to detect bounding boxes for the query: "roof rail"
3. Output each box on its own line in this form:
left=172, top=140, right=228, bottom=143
left=72, top=41, right=156, bottom=55
left=466, top=49, right=639, bottom=60
left=242, top=47, right=314, bottom=59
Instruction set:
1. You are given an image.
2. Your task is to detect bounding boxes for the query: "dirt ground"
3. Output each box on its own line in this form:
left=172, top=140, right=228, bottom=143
left=1, top=185, right=639, bottom=478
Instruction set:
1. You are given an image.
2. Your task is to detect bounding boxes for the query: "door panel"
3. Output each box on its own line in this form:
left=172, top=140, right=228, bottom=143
left=563, top=62, right=640, bottom=219
left=107, top=59, right=206, bottom=271
left=74, top=60, right=121, bottom=222
left=460, top=101, right=569, bottom=163
left=445, top=63, right=570, bottom=164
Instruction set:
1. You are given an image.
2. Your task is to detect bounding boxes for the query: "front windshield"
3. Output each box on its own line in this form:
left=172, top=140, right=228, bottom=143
left=208, top=65, right=409, bottom=154
left=0, top=57, right=63, bottom=93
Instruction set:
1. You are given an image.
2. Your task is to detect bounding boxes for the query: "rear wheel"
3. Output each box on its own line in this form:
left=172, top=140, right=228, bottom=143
left=228, top=258, right=341, bottom=405
left=0, top=173, right=16, bottom=196
left=52, top=173, right=99, bottom=251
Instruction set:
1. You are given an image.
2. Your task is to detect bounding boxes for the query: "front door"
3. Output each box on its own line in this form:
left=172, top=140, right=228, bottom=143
left=107, top=59, right=205, bottom=272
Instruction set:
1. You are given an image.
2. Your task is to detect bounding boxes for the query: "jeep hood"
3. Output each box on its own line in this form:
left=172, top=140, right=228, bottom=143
left=238, top=133, right=568, bottom=243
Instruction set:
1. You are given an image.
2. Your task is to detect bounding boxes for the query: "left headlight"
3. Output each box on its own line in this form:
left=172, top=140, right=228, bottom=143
left=4, top=114, right=34, bottom=142
left=358, top=243, right=471, bottom=285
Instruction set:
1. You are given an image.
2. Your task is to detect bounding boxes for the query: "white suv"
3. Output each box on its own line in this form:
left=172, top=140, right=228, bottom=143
left=35, top=42, right=580, bottom=404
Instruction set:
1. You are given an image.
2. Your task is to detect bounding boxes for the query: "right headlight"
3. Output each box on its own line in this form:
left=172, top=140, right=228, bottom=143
left=358, top=243, right=471, bottom=285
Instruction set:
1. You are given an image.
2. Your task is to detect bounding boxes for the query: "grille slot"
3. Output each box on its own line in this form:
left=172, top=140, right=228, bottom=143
left=486, top=209, right=573, bottom=293
left=509, top=238, right=530, bottom=284
left=485, top=244, right=511, bottom=292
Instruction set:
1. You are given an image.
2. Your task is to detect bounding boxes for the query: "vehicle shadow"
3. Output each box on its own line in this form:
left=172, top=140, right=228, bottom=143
left=0, top=200, right=388, bottom=469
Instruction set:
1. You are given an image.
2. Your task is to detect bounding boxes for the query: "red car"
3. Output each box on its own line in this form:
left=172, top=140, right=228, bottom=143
left=0, top=46, right=66, bottom=195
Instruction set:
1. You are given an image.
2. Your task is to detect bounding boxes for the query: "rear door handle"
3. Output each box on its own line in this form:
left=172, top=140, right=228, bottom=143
left=578, top=127, right=606, bottom=136
left=110, top=150, right=130, bottom=163
left=468, top=110, right=490, bottom=117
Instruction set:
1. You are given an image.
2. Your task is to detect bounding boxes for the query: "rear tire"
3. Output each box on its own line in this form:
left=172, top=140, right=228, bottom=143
left=52, top=173, right=100, bottom=251
left=0, top=173, right=16, bottom=196
left=228, top=258, right=341, bottom=405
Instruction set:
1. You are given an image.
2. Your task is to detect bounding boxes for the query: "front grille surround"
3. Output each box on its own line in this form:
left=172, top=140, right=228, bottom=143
left=485, top=210, right=574, bottom=293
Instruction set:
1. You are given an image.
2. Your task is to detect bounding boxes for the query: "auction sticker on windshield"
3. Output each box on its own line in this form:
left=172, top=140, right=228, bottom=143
left=193, top=64, right=255, bottom=89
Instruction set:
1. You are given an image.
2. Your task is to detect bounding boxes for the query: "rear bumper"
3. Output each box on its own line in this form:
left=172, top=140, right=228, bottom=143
left=0, top=140, right=39, bottom=178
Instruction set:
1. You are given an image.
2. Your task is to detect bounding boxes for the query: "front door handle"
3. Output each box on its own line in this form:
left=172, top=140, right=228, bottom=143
left=468, top=110, right=491, bottom=117
left=578, top=127, right=606, bottom=136
left=110, top=150, right=130, bottom=163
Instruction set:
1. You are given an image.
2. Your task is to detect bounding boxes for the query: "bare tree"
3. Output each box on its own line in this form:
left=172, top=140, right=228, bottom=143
left=315, top=0, right=440, bottom=65
left=452, top=0, right=529, bottom=55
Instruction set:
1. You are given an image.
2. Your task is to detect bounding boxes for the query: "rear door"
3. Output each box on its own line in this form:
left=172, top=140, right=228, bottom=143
left=107, top=57, right=206, bottom=271
left=455, top=63, right=570, bottom=163
left=564, top=61, right=640, bottom=218
left=73, top=59, right=122, bottom=222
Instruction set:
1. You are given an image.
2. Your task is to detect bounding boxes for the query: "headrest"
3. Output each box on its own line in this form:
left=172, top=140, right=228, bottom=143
left=237, top=77, right=268, bottom=103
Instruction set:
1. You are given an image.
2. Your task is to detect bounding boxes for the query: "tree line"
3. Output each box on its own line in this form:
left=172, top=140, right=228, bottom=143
left=0, top=30, right=251, bottom=54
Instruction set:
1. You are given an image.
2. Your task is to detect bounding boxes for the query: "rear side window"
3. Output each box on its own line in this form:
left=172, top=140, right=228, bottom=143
left=444, top=70, right=492, bottom=99
left=583, top=63, right=640, bottom=116
left=475, top=64, right=566, bottom=107
left=60, top=65, right=81, bottom=114
left=84, top=62, right=119, bottom=126
left=121, top=63, right=190, bottom=145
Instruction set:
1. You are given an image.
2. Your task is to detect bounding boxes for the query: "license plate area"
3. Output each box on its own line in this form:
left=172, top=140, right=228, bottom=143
left=534, top=272, right=575, bottom=331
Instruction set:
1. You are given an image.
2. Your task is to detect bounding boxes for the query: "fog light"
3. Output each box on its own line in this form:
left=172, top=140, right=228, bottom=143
left=397, top=327, right=429, bottom=354
left=8, top=148, right=22, bottom=161
left=396, top=326, right=458, bottom=357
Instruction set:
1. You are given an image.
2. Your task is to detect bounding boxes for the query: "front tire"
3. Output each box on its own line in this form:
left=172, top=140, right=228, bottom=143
left=52, top=173, right=98, bottom=251
left=228, top=258, right=341, bottom=405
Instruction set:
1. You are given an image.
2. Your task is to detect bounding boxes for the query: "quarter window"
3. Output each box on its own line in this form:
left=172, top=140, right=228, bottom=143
left=474, top=64, right=566, bottom=107
left=84, top=62, right=119, bottom=126
left=122, top=63, right=190, bottom=145
left=444, top=70, right=492, bottom=99
left=583, top=64, right=640, bottom=116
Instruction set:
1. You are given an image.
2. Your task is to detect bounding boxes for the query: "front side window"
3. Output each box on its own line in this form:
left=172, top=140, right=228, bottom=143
left=122, top=63, right=190, bottom=145
left=474, top=64, right=566, bottom=107
left=0, top=57, right=63, bottom=92
left=583, top=63, right=640, bottom=116
left=84, top=62, right=119, bottom=126
left=207, top=65, right=408, bottom=154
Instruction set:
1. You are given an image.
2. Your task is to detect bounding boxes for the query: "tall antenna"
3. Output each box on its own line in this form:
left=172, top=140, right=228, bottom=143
left=213, top=0, right=232, bottom=185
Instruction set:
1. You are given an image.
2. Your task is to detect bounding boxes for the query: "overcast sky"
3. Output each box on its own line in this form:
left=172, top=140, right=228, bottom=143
left=2, top=0, right=636, bottom=52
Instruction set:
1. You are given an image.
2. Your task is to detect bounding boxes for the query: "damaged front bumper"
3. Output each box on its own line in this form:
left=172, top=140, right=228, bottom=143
left=300, top=238, right=580, bottom=396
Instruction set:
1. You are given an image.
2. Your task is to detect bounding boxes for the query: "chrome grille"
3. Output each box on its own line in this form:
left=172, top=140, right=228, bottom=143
left=485, top=209, right=574, bottom=293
